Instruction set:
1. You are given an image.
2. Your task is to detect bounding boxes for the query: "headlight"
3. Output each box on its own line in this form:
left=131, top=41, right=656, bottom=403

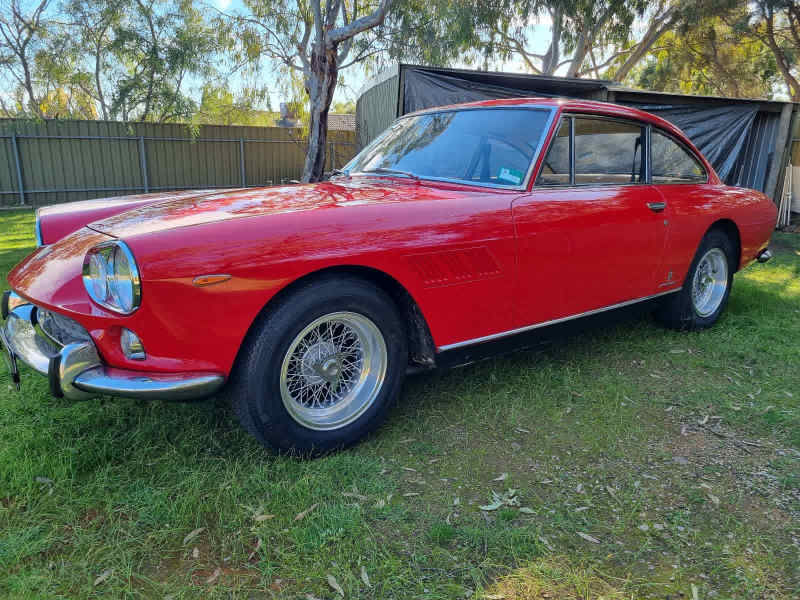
left=82, top=241, right=141, bottom=314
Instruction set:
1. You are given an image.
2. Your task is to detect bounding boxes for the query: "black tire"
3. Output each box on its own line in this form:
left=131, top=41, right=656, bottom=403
left=655, top=229, right=736, bottom=331
left=226, top=275, right=407, bottom=455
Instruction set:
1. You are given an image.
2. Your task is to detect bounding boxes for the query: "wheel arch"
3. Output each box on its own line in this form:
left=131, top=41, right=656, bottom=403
left=240, top=265, right=436, bottom=372
left=705, top=218, right=742, bottom=271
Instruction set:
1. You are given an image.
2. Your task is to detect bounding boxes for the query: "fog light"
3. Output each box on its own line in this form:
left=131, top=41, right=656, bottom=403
left=121, top=328, right=145, bottom=360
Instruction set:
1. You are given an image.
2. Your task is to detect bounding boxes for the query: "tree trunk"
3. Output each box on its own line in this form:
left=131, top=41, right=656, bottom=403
left=95, top=45, right=108, bottom=120
left=610, top=8, right=677, bottom=82
left=302, top=42, right=338, bottom=182
left=541, top=7, right=562, bottom=75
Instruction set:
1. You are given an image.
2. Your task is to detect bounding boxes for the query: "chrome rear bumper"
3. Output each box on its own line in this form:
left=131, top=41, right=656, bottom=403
left=1, top=291, right=224, bottom=401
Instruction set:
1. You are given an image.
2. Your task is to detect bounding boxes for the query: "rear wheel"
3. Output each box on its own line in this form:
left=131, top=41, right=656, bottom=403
left=655, top=230, right=736, bottom=330
left=227, top=276, right=407, bottom=454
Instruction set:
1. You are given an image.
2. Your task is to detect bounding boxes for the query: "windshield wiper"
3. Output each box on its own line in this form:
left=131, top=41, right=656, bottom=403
left=361, top=167, right=420, bottom=181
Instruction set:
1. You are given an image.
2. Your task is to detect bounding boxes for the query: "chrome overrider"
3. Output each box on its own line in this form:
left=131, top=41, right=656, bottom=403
left=0, top=290, right=225, bottom=400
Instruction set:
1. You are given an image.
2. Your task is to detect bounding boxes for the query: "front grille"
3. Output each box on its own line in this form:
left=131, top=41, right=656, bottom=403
left=37, top=308, right=92, bottom=346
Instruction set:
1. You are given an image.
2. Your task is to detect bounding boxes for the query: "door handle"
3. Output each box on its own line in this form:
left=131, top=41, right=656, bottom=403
left=647, top=201, right=666, bottom=212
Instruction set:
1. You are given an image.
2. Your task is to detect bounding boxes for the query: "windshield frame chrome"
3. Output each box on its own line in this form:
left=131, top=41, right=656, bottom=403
left=343, top=105, right=557, bottom=191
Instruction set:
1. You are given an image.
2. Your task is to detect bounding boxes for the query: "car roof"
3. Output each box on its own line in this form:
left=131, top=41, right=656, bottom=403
left=410, top=97, right=684, bottom=135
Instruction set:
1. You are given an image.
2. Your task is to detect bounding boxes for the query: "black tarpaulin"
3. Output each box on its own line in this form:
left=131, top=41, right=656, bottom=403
left=402, top=69, right=554, bottom=113
left=402, top=68, right=607, bottom=114
left=626, top=104, right=759, bottom=184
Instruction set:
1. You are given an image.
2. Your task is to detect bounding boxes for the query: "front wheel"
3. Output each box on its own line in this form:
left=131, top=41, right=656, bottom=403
left=227, top=276, right=407, bottom=454
left=655, top=229, right=735, bottom=330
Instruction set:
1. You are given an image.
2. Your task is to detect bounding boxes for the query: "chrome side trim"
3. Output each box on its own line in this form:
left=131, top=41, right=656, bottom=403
left=437, top=288, right=682, bottom=352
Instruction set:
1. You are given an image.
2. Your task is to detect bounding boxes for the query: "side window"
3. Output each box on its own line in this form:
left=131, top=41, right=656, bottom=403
left=651, top=131, right=707, bottom=183
left=574, top=118, right=644, bottom=185
left=536, top=119, right=570, bottom=186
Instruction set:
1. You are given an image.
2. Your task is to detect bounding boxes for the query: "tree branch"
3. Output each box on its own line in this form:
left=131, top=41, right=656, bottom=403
left=328, top=0, right=391, bottom=44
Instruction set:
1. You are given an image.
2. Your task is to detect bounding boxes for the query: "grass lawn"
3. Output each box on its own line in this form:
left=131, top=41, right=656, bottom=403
left=1, top=208, right=798, bottom=599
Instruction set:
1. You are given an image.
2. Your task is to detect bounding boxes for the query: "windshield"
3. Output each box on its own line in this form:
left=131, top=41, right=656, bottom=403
left=344, top=107, right=553, bottom=188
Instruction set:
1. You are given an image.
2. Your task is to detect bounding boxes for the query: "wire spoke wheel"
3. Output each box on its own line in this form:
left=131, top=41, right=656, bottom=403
left=279, top=311, right=387, bottom=430
left=691, top=248, right=728, bottom=317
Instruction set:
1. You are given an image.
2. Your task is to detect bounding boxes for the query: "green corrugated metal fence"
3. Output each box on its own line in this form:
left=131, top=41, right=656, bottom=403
left=0, top=119, right=357, bottom=207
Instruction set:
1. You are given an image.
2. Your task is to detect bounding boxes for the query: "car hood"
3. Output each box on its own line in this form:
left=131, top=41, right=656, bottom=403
left=86, top=178, right=443, bottom=239
left=38, top=188, right=239, bottom=244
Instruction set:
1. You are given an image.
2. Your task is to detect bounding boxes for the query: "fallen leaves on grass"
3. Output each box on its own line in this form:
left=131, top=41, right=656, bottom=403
left=206, top=568, right=221, bottom=584
left=253, top=513, right=274, bottom=522
left=182, top=527, right=205, bottom=545
left=481, top=489, right=520, bottom=511
left=294, top=504, right=318, bottom=521
left=248, top=538, right=262, bottom=561
left=327, top=574, right=344, bottom=596
left=94, top=569, right=113, bottom=586
left=492, top=472, right=508, bottom=482
left=577, top=532, right=601, bottom=544
left=342, top=492, right=368, bottom=501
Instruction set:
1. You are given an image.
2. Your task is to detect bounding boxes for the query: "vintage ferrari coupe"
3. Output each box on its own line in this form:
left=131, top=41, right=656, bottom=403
left=2, top=98, right=776, bottom=452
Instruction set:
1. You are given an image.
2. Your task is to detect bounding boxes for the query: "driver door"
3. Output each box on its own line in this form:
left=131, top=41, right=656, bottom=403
left=512, top=115, right=669, bottom=327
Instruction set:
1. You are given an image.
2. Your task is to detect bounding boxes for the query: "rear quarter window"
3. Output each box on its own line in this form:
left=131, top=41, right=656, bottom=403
left=651, top=131, right=707, bottom=184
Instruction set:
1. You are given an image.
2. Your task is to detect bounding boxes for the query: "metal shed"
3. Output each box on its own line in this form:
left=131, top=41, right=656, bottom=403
left=356, top=64, right=799, bottom=202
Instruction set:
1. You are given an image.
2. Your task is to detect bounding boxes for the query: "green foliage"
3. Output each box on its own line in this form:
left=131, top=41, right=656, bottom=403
left=331, top=99, right=356, bottom=113
left=109, top=0, right=219, bottom=121
left=193, top=84, right=276, bottom=126
left=633, top=15, right=780, bottom=98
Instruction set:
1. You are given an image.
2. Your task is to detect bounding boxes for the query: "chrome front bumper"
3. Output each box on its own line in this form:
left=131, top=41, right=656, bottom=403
left=1, top=291, right=224, bottom=401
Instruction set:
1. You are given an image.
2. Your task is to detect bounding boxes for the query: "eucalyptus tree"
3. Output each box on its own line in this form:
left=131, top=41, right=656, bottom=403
left=633, top=16, right=779, bottom=98
left=62, top=0, right=123, bottom=120
left=109, top=0, right=219, bottom=121
left=219, top=0, right=403, bottom=181
left=742, top=0, right=799, bottom=100
left=0, top=0, right=52, bottom=117
left=475, top=0, right=647, bottom=78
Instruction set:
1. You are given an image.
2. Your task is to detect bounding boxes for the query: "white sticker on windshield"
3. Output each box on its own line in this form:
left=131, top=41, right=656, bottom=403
left=497, top=167, right=523, bottom=185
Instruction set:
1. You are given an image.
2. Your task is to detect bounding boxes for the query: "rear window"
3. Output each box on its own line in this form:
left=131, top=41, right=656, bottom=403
left=651, top=131, right=707, bottom=183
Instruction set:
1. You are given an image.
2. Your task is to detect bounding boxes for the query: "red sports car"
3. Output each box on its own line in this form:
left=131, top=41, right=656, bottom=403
left=1, top=99, right=776, bottom=453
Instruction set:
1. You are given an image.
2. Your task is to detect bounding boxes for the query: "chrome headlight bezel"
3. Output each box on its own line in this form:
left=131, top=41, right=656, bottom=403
left=82, top=240, right=142, bottom=315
